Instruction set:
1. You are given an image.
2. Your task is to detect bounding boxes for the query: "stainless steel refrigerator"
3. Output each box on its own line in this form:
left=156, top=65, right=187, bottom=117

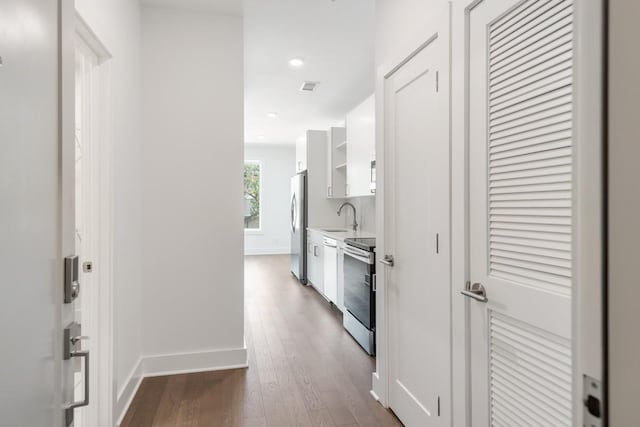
left=290, top=171, right=307, bottom=284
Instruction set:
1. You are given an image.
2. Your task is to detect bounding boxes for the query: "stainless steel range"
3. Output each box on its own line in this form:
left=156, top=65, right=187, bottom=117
left=342, top=237, right=376, bottom=355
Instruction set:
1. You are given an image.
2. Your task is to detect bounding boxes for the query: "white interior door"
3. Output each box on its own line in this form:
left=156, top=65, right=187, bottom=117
left=383, top=23, right=451, bottom=426
left=0, top=0, right=68, bottom=425
left=467, top=0, right=575, bottom=425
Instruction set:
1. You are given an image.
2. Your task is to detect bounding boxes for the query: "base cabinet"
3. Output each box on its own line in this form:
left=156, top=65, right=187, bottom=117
left=307, top=231, right=323, bottom=292
left=323, top=237, right=338, bottom=304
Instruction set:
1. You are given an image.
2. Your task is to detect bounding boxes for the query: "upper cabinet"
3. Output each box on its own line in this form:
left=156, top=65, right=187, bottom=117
left=346, top=95, right=375, bottom=197
left=327, top=127, right=347, bottom=198
left=295, top=137, right=307, bottom=172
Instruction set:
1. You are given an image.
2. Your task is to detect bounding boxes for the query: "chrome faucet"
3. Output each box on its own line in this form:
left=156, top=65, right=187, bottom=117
left=337, top=202, right=358, bottom=232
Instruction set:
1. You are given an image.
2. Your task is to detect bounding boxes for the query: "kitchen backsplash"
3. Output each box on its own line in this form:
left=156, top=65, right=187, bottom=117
left=340, top=196, right=376, bottom=234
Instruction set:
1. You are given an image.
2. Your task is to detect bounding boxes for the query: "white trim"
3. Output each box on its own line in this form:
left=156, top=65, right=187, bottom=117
left=142, top=347, right=248, bottom=377
left=572, top=1, right=605, bottom=424
left=451, top=2, right=474, bottom=426
left=115, top=357, right=143, bottom=426
left=244, top=248, right=291, bottom=256
left=74, top=11, right=115, bottom=427
left=115, top=347, right=248, bottom=425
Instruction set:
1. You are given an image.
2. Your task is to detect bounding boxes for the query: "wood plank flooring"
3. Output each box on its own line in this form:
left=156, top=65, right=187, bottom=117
left=121, top=255, right=401, bottom=426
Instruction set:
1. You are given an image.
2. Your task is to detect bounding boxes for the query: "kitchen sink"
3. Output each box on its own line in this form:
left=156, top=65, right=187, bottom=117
left=321, top=228, right=348, bottom=233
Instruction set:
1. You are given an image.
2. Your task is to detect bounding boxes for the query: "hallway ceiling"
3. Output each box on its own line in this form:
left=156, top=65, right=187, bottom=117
left=141, top=0, right=242, bottom=16
left=244, top=0, right=375, bottom=145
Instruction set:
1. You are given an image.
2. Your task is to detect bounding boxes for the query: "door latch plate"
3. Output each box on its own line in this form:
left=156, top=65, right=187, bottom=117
left=583, top=375, right=603, bottom=426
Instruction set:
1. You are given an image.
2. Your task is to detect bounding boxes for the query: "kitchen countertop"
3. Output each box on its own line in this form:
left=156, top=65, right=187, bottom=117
left=307, top=227, right=376, bottom=241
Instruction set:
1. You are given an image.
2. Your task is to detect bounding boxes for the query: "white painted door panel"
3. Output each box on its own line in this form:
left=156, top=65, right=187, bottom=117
left=384, top=20, right=451, bottom=426
left=467, top=0, right=575, bottom=425
left=323, top=240, right=338, bottom=304
left=0, top=0, right=67, bottom=425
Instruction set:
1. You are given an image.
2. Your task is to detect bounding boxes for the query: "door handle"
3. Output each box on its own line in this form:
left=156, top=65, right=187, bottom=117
left=291, top=195, right=297, bottom=232
left=63, top=322, right=90, bottom=426
left=378, top=255, right=394, bottom=267
left=64, top=350, right=89, bottom=425
left=461, top=282, right=488, bottom=302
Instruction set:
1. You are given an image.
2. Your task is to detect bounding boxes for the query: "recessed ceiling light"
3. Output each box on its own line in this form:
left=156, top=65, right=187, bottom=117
left=289, top=58, right=305, bottom=67
left=266, top=112, right=278, bottom=118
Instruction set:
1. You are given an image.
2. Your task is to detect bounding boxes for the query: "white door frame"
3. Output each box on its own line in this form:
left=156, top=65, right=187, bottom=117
left=453, top=0, right=606, bottom=425
left=74, top=12, right=115, bottom=427
left=571, top=0, right=605, bottom=422
left=372, top=0, right=455, bottom=413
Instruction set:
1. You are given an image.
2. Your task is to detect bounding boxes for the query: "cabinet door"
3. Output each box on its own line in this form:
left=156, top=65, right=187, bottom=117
left=323, top=244, right=338, bottom=303
left=307, top=237, right=317, bottom=284
left=346, top=95, right=375, bottom=197
left=296, top=138, right=307, bottom=172
left=337, top=243, right=345, bottom=311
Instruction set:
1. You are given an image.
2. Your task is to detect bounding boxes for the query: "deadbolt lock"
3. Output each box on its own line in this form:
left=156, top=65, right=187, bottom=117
left=64, top=256, right=80, bottom=303
left=83, top=261, right=93, bottom=273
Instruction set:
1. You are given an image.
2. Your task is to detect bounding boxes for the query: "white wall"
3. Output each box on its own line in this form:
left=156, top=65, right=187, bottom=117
left=244, top=144, right=296, bottom=255
left=141, top=3, right=246, bottom=376
left=376, top=0, right=446, bottom=66
left=74, top=0, right=144, bottom=418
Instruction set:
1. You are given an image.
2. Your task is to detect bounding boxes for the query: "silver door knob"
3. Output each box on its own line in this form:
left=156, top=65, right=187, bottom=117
left=461, top=282, right=488, bottom=302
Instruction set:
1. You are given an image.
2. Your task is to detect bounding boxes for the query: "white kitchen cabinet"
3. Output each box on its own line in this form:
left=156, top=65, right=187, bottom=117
left=346, top=94, right=375, bottom=197
left=336, top=240, right=345, bottom=311
left=323, top=237, right=338, bottom=304
left=326, top=127, right=347, bottom=198
left=306, top=230, right=323, bottom=292
left=295, top=137, right=307, bottom=172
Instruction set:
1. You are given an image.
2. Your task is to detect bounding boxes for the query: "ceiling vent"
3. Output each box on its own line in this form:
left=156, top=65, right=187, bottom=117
left=300, top=81, right=320, bottom=92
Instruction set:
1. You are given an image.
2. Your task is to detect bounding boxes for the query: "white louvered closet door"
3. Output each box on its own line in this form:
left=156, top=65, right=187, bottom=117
left=467, top=0, right=574, bottom=425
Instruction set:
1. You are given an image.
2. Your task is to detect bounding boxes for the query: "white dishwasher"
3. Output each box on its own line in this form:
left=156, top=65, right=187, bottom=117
left=322, top=237, right=338, bottom=304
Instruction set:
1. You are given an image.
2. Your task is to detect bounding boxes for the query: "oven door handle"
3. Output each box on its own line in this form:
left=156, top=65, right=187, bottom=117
left=344, top=247, right=373, bottom=264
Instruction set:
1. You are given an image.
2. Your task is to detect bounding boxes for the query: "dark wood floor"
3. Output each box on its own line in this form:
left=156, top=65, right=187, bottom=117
left=121, top=255, right=401, bottom=426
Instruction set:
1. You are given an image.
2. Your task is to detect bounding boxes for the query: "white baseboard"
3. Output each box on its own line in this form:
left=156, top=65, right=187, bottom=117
left=244, top=247, right=290, bottom=256
left=371, top=371, right=387, bottom=407
left=115, top=347, right=247, bottom=425
left=116, top=357, right=143, bottom=426
left=143, top=347, right=248, bottom=377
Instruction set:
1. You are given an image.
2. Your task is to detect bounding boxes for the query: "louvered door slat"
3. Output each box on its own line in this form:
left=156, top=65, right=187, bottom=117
left=492, top=352, right=572, bottom=398
left=488, top=0, right=573, bottom=296
left=489, top=311, right=573, bottom=426
left=489, top=0, right=552, bottom=38
left=490, top=85, right=572, bottom=120
left=490, top=101, right=571, bottom=133
left=490, top=1, right=572, bottom=56
left=490, top=166, right=571, bottom=182
left=491, top=21, right=571, bottom=72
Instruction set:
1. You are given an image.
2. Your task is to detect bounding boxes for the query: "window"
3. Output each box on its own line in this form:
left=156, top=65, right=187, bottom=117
left=244, top=161, right=261, bottom=230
